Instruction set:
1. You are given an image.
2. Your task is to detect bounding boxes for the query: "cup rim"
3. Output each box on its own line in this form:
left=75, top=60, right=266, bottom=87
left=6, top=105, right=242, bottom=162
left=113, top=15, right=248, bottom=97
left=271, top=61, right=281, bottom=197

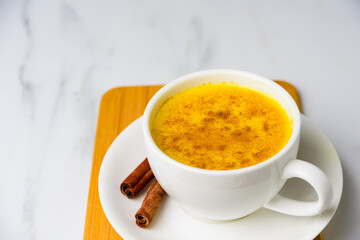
left=143, top=69, right=301, bottom=175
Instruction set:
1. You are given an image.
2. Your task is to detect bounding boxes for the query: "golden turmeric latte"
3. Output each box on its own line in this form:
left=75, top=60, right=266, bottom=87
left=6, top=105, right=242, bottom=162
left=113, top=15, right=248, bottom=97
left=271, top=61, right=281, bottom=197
left=151, top=83, right=292, bottom=170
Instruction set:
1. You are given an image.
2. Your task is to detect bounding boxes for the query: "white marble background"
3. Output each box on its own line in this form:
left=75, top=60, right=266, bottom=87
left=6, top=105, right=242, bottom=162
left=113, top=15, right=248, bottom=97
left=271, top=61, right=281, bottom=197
left=0, top=0, right=359, bottom=239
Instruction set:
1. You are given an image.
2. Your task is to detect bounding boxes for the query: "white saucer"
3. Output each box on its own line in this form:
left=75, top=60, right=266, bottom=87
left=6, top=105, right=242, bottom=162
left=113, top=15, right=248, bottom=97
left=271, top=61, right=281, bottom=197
left=98, top=115, right=343, bottom=240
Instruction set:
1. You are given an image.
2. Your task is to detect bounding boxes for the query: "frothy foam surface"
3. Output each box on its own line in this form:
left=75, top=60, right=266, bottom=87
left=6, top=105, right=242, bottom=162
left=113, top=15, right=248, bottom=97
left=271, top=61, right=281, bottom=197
left=151, top=83, right=292, bottom=170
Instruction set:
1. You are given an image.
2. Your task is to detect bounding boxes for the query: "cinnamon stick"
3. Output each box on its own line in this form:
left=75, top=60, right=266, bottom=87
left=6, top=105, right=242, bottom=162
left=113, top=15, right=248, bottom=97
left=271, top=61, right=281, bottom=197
left=120, top=158, right=154, bottom=198
left=135, top=179, right=166, bottom=228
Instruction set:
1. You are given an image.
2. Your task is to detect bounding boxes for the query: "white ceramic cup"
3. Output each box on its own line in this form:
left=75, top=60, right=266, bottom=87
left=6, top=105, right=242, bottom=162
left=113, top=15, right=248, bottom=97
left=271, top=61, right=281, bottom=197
left=143, top=69, right=334, bottom=220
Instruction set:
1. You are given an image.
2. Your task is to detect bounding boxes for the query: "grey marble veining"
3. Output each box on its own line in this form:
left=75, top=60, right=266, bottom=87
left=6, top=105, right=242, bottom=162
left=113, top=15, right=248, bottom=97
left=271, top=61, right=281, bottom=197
left=0, top=0, right=360, bottom=239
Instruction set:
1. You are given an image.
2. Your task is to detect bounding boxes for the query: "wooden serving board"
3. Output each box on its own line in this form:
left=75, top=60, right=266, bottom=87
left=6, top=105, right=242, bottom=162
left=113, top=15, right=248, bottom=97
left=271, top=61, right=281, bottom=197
left=83, top=81, right=322, bottom=240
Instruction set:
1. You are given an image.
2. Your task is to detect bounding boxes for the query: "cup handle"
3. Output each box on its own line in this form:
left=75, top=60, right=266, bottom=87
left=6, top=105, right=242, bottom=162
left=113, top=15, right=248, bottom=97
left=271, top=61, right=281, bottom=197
left=264, top=159, right=334, bottom=216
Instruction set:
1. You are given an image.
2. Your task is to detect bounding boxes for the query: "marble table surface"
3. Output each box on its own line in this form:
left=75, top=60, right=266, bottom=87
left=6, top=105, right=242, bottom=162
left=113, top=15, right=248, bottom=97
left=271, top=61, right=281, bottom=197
left=1, top=0, right=359, bottom=239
